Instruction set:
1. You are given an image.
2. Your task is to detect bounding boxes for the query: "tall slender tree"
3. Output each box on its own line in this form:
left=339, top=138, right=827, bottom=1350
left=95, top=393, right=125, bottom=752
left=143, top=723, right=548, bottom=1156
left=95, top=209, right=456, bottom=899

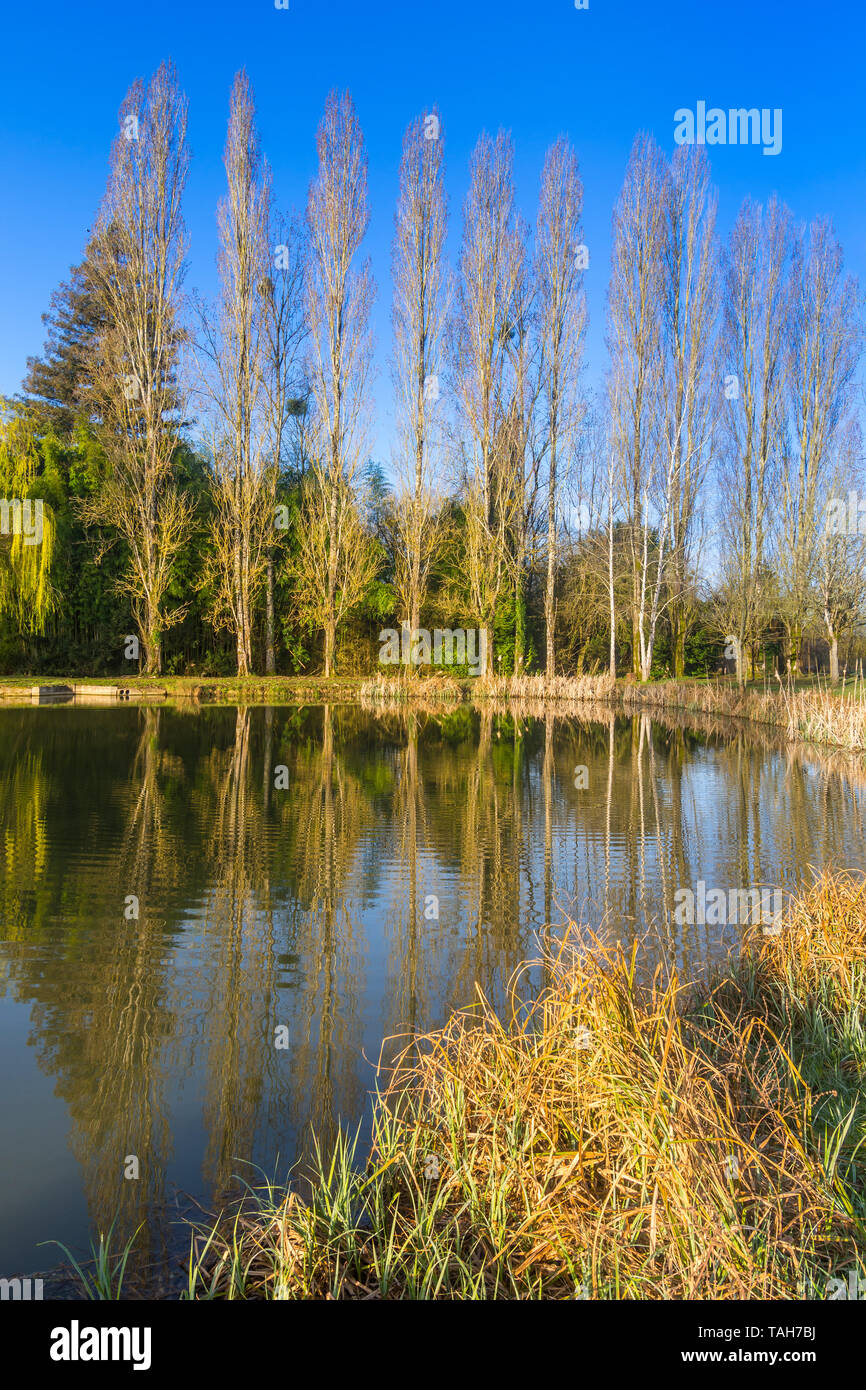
left=661, top=146, right=719, bottom=678
left=196, top=70, right=273, bottom=676
left=85, top=60, right=193, bottom=674
left=303, top=91, right=378, bottom=676
left=818, top=418, right=866, bottom=679
left=607, top=134, right=667, bottom=681
left=776, top=217, right=862, bottom=672
left=390, top=109, right=449, bottom=651
left=452, top=130, right=525, bottom=675
left=262, top=210, right=307, bottom=672
left=717, top=196, right=792, bottom=683
left=536, top=137, right=586, bottom=677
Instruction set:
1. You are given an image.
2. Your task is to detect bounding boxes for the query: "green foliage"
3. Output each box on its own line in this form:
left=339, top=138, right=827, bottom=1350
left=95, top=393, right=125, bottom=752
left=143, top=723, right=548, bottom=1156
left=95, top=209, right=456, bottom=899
left=0, top=406, right=58, bottom=637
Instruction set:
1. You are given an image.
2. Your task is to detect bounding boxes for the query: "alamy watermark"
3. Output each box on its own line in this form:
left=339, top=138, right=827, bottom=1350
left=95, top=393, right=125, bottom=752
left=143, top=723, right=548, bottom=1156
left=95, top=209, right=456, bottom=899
left=379, top=624, right=488, bottom=677
left=800, top=1268, right=865, bottom=1300
left=1, top=1276, right=43, bottom=1300
left=0, top=497, right=43, bottom=546
left=824, top=491, right=866, bottom=536
left=673, top=880, right=783, bottom=932
left=674, top=103, right=782, bottom=157
left=50, top=1322, right=152, bottom=1370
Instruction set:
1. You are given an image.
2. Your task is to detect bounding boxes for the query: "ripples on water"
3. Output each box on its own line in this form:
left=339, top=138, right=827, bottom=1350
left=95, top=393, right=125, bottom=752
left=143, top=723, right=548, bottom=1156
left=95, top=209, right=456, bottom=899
left=1, top=702, right=864, bottom=1287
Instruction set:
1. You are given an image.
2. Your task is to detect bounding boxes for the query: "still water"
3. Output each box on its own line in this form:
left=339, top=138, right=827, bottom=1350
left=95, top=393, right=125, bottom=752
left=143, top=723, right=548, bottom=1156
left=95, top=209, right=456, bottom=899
left=1, top=702, right=864, bottom=1291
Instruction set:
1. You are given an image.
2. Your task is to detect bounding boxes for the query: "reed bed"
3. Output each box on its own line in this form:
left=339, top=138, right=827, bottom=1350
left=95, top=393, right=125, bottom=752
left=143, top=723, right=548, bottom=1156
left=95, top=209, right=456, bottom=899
left=480, top=672, right=617, bottom=704
left=186, top=872, right=866, bottom=1300
left=477, top=673, right=866, bottom=751
left=358, top=673, right=468, bottom=709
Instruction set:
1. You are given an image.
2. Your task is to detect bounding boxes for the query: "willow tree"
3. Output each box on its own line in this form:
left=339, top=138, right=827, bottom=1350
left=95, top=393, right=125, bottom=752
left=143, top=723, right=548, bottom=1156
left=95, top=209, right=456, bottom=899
left=303, top=90, right=377, bottom=676
left=0, top=407, right=56, bottom=634
left=196, top=71, right=274, bottom=676
left=85, top=60, right=193, bottom=675
left=390, top=108, right=449, bottom=649
left=536, top=136, right=586, bottom=677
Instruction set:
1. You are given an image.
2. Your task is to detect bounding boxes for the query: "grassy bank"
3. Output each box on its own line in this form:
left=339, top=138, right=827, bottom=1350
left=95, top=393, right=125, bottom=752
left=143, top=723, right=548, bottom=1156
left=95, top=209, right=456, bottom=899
left=0, top=674, right=384, bottom=705
left=5, top=669, right=866, bottom=751
left=181, top=872, right=866, bottom=1300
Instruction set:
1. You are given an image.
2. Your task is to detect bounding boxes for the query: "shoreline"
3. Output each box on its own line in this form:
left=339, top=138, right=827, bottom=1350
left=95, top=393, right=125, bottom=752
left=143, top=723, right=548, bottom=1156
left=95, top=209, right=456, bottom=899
left=3, top=672, right=866, bottom=752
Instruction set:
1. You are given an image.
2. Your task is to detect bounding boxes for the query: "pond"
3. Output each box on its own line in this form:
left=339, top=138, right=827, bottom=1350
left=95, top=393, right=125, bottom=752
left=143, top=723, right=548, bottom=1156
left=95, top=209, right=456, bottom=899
left=1, top=702, right=864, bottom=1293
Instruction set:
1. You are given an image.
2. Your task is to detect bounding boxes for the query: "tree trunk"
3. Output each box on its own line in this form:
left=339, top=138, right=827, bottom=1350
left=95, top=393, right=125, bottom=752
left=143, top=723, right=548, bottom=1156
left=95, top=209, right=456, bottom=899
left=608, top=485, right=616, bottom=680
left=265, top=553, right=276, bottom=674
left=323, top=616, right=335, bottom=678
left=514, top=557, right=526, bottom=674
left=409, top=597, right=419, bottom=677
left=545, top=445, right=557, bottom=680
left=143, top=594, right=162, bottom=676
left=672, top=614, right=686, bottom=680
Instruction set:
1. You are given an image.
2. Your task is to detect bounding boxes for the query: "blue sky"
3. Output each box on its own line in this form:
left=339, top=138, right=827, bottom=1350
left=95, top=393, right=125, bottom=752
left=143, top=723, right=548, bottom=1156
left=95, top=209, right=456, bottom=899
left=1, top=0, right=864, bottom=463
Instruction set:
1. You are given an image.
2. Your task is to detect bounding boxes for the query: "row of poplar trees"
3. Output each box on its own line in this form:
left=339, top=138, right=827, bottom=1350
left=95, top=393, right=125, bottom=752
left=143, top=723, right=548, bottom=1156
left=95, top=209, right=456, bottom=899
left=3, top=60, right=862, bottom=680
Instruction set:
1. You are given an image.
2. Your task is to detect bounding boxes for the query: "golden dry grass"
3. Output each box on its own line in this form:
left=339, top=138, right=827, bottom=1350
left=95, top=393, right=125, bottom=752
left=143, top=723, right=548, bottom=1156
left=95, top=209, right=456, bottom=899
left=187, top=873, right=866, bottom=1300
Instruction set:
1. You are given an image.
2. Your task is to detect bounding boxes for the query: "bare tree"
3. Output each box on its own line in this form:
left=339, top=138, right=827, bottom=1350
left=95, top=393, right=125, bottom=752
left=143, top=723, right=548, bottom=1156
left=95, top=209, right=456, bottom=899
left=536, top=137, right=586, bottom=677
left=606, top=407, right=618, bottom=678
left=607, top=134, right=667, bottom=681
left=550, top=399, right=622, bottom=674
left=661, top=146, right=719, bottom=678
left=818, top=418, right=866, bottom=679
left=504, top=256, right=543, bottom=675
left=717, top=196, right=792, bottom=684
left=390, top=109, right=449, bottom=654
left=290, top=472, right=380, bottom=668
left=261, top=210, right=307, bottom=671
left=195, top=70, right=273, bottom=675
left=451, top=130, right=525, bottom=675
left=776, top=217, right=862, bottom=672
left=304, top=90, right=376, bottom=676
left=85, top=61, right=192, bottom=674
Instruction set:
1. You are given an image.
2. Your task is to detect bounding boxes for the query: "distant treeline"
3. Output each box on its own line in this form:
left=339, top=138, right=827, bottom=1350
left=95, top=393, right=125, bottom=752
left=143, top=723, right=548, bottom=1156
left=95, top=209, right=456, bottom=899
left=0, top=61, right=862, bottom=680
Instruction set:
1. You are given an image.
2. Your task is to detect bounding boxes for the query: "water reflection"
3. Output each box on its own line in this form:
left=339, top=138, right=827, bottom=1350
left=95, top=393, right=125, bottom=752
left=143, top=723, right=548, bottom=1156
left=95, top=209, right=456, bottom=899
left=0, top=702, right=864, bottom=1287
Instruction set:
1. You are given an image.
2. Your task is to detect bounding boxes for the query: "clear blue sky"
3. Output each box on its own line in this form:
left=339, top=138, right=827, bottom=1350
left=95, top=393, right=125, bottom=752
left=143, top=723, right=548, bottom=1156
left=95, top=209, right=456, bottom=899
left=1, top=0, right=864, bottom=462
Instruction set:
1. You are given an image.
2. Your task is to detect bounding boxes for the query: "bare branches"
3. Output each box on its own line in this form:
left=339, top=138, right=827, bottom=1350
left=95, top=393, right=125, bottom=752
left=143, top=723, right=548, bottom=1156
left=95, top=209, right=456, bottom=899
left=775, top=217, right=863, bottom=669
left=193, top=70, right=274, bottom=675
left=302, top=91, right=378, bottom=675
left=390, top=109, right=449, bottom=642
left=85, top=60, right=192, bottom=673
left=661, top=146, right=719, bottom=677
left=450, top=131, right=527, bottom=674
left=607, top=134, right=668, bottom=681
left=61, top=74, right=866, bottom=684
left=716, top=195, right=791, bottom=682
left=536, top=136, right=586, bottom=676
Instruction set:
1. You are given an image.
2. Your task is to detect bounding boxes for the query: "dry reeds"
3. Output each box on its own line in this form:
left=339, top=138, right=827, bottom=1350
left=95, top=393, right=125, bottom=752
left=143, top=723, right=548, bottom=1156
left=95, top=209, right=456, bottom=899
left=186, top=873, right=866, bottom=1300
left=475, top=673, right=866, bottom=751
left=358, top=673, right=468, bottom=709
